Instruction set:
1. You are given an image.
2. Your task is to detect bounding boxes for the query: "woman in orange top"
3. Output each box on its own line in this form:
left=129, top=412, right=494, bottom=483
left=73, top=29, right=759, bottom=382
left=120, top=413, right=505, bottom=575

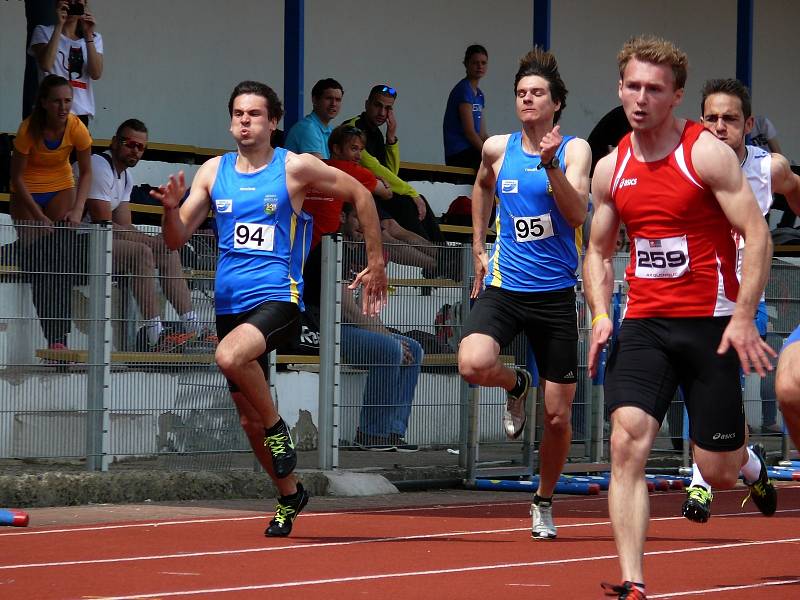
left=10, top=75, right=93, bottom=350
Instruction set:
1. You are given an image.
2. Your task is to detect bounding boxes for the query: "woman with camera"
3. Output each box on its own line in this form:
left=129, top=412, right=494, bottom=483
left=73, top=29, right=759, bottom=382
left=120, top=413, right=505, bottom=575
left=28, top=0, right=103, bottom=126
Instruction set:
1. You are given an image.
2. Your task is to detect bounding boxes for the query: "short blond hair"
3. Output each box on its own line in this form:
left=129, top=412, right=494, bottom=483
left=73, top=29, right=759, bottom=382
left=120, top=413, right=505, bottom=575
left=617, top=35, right=688, bottom=89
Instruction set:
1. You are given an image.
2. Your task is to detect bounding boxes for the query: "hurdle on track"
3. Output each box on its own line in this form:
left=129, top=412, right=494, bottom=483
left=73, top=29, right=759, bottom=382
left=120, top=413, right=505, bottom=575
left=0, top=509, right=29, bottom=527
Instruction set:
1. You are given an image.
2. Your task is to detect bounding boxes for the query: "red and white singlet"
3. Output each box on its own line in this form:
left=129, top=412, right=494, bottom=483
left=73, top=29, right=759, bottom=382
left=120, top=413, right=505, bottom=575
left=610, top=120, right=738, bottom=318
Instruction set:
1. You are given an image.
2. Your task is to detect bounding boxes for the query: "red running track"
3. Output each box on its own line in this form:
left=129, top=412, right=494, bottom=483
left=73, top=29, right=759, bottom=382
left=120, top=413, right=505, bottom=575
left=1, top=484, right=799, bottom=599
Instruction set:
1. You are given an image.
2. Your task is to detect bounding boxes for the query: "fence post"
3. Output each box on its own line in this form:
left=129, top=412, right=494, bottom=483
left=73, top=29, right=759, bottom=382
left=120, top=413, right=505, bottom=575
left=318, top=235, right=341, bottom=470
left=86, top=223, right=113, bottom=472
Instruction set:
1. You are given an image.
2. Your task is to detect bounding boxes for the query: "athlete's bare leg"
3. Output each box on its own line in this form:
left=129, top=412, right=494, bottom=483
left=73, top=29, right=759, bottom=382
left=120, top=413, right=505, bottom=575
left=458, top=333, right=516, bottom=390
left=693, top=444, right=749, bottom=490
left=215, top=323, right=280, bottom=428
left=608, top=406, right=660, bottom=585
left=536, top=380, right=575, bottom=497
left=776, top=342, right=800, bottom=450
left=231, top=391, right=297, bottom=496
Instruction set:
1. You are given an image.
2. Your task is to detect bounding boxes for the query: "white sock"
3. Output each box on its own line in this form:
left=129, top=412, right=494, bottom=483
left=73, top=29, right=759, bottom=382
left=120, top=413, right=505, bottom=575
left=180, top=311, right=200, bottom=334
left=145, top=317, right=163, bottom=346
left=690, top=462, right=711, bottom=490
left=740, top=446, right=762, bottom=484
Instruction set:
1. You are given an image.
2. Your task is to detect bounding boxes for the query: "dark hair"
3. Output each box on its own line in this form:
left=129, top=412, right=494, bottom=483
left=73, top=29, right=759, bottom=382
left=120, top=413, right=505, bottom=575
left=328, top=124, right=366, bottom=154
left=367, top=84, right=397, bottom=101
left=701, top=78, right=752, bottom=120
left=28, top=74, right=72, bottom=141
left=464, top=44, right=488, bottom=66
left=114, top=118, right=148, bottom=139
left=311, top=78, right=343, bottom=99
left=227, top=80, right=283, bottom=121
left=514, top=47, right=568, bottom=123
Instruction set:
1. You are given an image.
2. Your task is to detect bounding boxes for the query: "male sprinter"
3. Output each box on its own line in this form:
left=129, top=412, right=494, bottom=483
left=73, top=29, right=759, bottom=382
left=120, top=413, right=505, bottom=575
left=682, top=78, right=800, bottom=523
left=458, top=47, right=591, bottom=540
left=584, top=37, right=776, bottom=599
left=151, top=81, right=386, bottom=537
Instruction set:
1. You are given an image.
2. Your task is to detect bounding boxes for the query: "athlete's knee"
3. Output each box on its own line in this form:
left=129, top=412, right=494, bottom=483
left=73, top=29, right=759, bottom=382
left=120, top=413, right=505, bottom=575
left=609, top=425, right=649, bottom=468
left=699, top=461, right=739, bottom=490
left=215, top=345, right=241, bottom=375
left=458, top=349, right=495, bottom=384
left=543, top=405, right=572, bottom=434
left=776, top=367, right=800, bottom=411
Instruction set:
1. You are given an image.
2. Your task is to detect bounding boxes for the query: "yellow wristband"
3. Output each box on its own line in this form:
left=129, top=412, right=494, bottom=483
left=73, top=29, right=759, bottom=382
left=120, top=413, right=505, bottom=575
left=591, top=313, right=609, bottom=326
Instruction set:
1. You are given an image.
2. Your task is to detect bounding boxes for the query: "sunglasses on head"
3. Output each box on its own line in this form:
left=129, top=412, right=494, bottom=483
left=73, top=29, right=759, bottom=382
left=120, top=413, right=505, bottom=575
left=119, top=138, right=146, bottom=152
left=371, top=84, right=397, bottom=98
left=342, top=125, right=363, bottom=136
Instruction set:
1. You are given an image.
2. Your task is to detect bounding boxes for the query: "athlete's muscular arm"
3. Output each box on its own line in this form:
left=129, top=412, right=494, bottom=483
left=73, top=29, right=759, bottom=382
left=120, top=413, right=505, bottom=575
left=150, top=158, right=218, bottom=250
left=692, top=134, right=775, bottom=375
left=540, top=126, right=590, bottom=228
left=583, top=152, right=620, bottom=378
left=771, top=153, right=800, bottom=217
left=287, top=153, right=387, bottom=315
left=470, top=134, right=508, bottom=298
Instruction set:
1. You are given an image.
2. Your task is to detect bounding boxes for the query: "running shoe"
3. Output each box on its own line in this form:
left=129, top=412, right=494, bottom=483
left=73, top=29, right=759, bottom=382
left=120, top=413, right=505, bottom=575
left=682, top=485, right=713, bottom=523
left=601, top=581, right=647, bottom=599
left=503, top=368, right=531, bottom=439
left=264, top=483, right=310, bottom=537
left=264, top=419, right=297, bottom=479
left=530, top=499, right=557, bottom=540
left=742, top=443, right=777, bottom=516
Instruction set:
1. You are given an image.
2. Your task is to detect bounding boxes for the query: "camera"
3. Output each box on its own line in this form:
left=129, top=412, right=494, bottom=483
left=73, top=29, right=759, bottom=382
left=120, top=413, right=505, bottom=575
left=66, top=2, right=84, bottom=16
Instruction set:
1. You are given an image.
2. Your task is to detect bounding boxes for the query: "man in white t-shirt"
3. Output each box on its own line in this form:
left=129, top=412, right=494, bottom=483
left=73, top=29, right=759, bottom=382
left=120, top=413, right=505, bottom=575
left=29, top=0, right=103, bottom=123
left=74, top=119, right=203, bottom=351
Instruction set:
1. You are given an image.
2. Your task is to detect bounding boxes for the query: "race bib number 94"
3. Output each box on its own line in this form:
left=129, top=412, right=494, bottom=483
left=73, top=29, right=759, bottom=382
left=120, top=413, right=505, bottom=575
left=514, top=213, right=554, bottom=243
left=234, top=222, right=275, bottom=252
left=634, top=235, right=689, bottom=278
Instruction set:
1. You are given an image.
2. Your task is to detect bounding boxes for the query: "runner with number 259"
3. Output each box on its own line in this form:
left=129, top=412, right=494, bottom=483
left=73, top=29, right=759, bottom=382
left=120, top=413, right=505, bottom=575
left=633, top=235, right=689, bottom=279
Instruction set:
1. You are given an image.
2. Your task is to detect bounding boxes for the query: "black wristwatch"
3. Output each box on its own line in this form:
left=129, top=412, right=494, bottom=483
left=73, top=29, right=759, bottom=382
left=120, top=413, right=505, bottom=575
left=538, top=156, right=559, bottom=170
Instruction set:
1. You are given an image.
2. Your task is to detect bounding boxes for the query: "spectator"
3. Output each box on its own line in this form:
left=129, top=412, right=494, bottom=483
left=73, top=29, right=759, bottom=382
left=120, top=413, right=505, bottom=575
left=76, top=118, right=207, bottom=351
left=748, top=115, right=782, bottom=154
left=28, top=0, right=103, bottom=125
left=10, top=74, right=92, bottom=350
left=339, top=203, right=423, bottom=452
left=443, top=44, right=489, bottom=170
left=343, top=85, right=448, bottom=251
left=283, top=78, right=343, bottom=159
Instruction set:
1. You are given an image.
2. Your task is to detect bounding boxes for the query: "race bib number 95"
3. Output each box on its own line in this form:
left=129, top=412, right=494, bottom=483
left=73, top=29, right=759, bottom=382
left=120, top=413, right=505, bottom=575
left=634, top=235, right=689, bottom=279
left=514, top=213, right=554, bottom=243
left=234, top=222, right=275, bottom=252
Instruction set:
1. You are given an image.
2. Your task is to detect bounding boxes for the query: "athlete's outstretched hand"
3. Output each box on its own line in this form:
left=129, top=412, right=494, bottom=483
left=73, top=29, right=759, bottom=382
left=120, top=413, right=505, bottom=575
left=539, top=125, right=563, bottom=165
left=718, top=314, right=776, bottom=376
left=149, top=171, right=186, bottom=210
left=471, top=246, right=488, bottom=298
left=587, top=315, right=613, bottom=378
left=350, top=262, right=388, bottom=316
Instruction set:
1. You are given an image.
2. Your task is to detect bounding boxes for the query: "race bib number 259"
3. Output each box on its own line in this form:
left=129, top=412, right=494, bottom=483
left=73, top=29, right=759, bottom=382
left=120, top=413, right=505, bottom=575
left=234, top=222, right=275, bottom=252
left=634, top=235, right=689, bottom=278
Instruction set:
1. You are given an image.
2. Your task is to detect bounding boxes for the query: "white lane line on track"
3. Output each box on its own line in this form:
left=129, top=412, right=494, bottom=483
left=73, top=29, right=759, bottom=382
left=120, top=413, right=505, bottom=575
left=74, top=536, right=800, bottom=599
left=0, top=501, right=541, bottom=537
left=649, top=578, right=800, bottom=598
left=2, top=507, right=799, bottom=571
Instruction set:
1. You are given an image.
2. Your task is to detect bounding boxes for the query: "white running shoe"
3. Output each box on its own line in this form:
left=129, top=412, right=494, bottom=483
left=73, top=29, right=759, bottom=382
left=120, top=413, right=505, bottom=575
left=531, top=500, right=557, bottom=539
left=503, top=368, right=531, bottom=439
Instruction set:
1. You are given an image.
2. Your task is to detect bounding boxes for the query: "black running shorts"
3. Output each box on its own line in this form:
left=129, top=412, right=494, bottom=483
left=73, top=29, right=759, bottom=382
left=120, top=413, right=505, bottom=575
left=604, top=317, right=745, bottom=451
left=216, top=301, right=301, bottom=391
left=461, top=285, right=578, bottom=384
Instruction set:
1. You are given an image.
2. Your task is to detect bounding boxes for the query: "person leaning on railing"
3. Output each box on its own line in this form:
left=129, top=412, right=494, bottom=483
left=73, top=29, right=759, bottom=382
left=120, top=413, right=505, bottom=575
left=9, top=74, right=92, bottom=351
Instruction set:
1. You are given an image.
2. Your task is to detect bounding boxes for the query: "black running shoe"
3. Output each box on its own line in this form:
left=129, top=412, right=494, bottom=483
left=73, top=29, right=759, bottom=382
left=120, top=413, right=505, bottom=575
left=264, top=419, right=297, bottom=479
left=682, top=485, right=713, bottom=523
left=601, top=581, right=647, bottom=599
left=265, top=483, right=310, bottom=537
left=742, top=443, right=777, bottom=516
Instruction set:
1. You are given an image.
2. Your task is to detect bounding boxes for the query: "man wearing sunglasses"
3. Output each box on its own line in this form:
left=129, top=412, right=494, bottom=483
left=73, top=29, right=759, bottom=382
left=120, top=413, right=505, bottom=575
left=76, top=119, right=204, bottom=351
left=344, top=85, right=450, bottom=273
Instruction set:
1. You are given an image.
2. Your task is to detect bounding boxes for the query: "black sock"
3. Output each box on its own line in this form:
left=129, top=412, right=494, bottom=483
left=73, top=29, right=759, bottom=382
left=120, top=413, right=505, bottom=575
left=533, top=494, right=552, bottom=506
left=509, top=370, right=528, bottom=397
left=281, top=483, right=303, bottom=501
left=625, top=581, right=646, bottom=593
left=265, top=418, right=285, bottom=436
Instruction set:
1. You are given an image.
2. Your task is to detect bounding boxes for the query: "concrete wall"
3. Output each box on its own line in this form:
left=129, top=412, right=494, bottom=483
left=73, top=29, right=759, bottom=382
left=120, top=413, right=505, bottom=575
left=2, top=1, right=797, bottom=164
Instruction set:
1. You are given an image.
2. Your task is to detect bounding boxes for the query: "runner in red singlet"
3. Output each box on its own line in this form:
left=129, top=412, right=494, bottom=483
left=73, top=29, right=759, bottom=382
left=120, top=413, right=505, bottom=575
left=583, top=36, right=776, bottom=600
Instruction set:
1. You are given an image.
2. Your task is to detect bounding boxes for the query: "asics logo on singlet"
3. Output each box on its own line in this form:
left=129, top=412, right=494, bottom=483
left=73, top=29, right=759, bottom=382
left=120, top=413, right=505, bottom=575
left=215, top=199, right=232, bottom=213
left=618, top=177, right=638, bottom=188
left=713, top=432, right=736, bottom=440
left=501, top=180, right=519, bottom=193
